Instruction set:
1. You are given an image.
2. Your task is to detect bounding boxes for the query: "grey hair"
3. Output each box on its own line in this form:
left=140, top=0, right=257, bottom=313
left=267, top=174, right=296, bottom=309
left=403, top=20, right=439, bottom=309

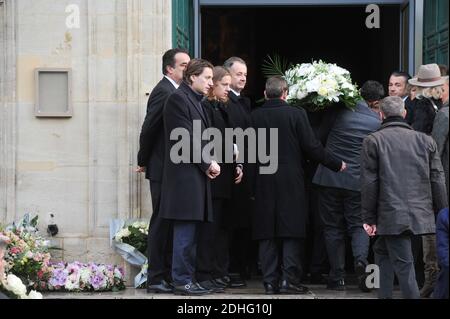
left=223, top=57, right=246, bottom=71
left=380, top=96, right=405, bottom=118
left=265, top=76, right=288, bottom=99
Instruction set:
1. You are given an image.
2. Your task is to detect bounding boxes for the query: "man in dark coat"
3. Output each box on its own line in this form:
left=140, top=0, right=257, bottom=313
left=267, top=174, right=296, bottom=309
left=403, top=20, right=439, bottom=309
left=313, top=80, right=383, bottom=292
left=251, top=76, right=345, bottom=294
left=136, top=48, right=190, bottom=293
left=159, top=59, right=219, bottom=295
left=361, top=96, right=448, bottom=299
left=222, top=57, right=254, bottom=286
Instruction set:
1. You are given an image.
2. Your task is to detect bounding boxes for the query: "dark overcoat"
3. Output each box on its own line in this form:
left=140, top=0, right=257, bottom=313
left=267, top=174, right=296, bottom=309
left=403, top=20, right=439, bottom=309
left=202, top=99, right=236, bottom=200
left=224, top=91, right=254, bottom=229
left=250, top=99, right=342, bottom=240
left=159, top=81, right=213, bottom=222
left=137, top=77, right=176, bottom=181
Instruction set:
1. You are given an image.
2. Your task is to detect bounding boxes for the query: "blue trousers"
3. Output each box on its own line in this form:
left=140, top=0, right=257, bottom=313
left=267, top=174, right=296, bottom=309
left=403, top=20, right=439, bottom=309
left=172, top=221, right=198, bottom=286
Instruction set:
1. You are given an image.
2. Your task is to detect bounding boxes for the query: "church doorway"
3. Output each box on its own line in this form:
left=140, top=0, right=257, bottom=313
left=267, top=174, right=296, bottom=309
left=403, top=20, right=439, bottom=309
left=201, top=5, right=401, bottom=104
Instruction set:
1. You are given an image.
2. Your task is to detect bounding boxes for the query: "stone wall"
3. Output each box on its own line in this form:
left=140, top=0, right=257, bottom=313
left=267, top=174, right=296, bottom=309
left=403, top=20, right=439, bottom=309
left=0, top=0, right=171, bottom=281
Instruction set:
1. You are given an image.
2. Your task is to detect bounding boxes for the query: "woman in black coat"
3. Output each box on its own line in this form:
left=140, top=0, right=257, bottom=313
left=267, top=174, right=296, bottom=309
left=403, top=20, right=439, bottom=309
left=410, top=64, right=446, bottom=135
left=195, top=66, right=243, bottom=289
left=412, top=93, right=443, bottom=134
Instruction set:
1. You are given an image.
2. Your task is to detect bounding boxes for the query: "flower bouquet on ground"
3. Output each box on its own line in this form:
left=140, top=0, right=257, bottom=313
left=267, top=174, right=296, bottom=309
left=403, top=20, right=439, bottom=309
left=46, top=261, right=125, bottom=292
left=1, top=214, right=53, bottom=290
left=0, top=273, right=43, bottom=299
left=262, top=55, right=361, bottom=112
left=110, top=219, right=149, bottom=288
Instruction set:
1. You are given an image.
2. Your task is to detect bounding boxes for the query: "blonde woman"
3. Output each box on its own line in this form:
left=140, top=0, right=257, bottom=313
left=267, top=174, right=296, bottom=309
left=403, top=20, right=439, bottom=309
left=410, top=64, right=446, bottom=134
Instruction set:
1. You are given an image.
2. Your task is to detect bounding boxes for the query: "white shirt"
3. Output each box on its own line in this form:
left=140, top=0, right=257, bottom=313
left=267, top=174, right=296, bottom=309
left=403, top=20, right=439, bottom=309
left=230, top=88, right=241, bottom=97
left=164, top=75, right=180, bottom=89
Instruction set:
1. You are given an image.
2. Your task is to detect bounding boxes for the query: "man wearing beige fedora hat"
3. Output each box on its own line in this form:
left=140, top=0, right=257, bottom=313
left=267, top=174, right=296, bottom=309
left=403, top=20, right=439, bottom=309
left=409, top=63, right=446, bottom=298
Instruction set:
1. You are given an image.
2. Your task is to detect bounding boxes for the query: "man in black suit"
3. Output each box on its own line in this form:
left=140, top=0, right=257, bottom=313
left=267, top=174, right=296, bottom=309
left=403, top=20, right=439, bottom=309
left=160, top=59, right=220, bottom=295
left=222, top=57, right=254, bottom=287
left=251, top=76, right=345, bottom=294
left=137, top=48, right=190, bottom=293
left=313, top=80, right=383, bottom=292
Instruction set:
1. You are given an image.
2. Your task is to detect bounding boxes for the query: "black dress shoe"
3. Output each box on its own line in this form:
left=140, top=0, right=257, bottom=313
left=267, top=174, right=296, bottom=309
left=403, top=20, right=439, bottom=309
left=198, top=280, right=225, bottom=293
left=279, top=280, right=309, bottom=294
left=216, top=275, right=246, bottom=288
left=264, top=283, right=279, bottom=295
left=327, top=279, right=346, bottom=291
left=228, top=274, right=247, bottom=288
left=212, top=277, right=228, bottom=288
left=147, top=279, right=174, bottom=293
left=173, top=282, right=212, bottom=296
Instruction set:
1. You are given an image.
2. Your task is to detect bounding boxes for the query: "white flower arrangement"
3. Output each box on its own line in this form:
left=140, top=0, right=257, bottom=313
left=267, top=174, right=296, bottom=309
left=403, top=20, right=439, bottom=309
left=284, top=60, right=361, bottom=111
left=110, top=219, right=149, bottom=288
left=262, top=56, right=361, bottom=112
left=1, top=273, right=43, bottom=299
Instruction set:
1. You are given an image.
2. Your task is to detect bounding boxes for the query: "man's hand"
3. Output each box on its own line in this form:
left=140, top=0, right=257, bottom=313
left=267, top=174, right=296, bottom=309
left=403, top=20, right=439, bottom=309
left=235, top=166, right=243, bottom=184
left=363, top=224, right=377, bottom=237
left=136, top=166, right=146, bottom=173
left=206, top=161, right=221, bottom=179
left=339, top=161, right=347, bottom=172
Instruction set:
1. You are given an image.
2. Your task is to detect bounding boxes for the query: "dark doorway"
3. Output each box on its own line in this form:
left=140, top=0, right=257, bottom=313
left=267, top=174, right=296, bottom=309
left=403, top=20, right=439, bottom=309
left=201, top=5, right=400, bottom=105
left=201, top=5, right=401, bottom=281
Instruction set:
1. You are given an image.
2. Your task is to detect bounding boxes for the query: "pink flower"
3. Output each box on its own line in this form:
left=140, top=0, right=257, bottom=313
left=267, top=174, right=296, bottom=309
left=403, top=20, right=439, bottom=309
left=10, top=247, right=22, bottom=255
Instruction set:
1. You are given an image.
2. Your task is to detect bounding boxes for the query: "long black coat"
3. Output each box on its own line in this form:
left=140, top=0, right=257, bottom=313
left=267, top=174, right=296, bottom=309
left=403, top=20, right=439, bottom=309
left=137, top=77, right=176, bottom=181
left=251, top=99, right=342, bottom=240
left=159, top=82, right=213, bottom=222
left=224, top=91, right=254, bottom=229
left=202, top=99, right=235, bottom=199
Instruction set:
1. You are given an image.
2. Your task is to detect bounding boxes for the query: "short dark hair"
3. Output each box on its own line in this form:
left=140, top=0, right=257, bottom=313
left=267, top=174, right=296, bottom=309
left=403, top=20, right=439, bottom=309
left=438, top=64, right=448, bottom=76
left=183, top=59, right=214, bottom=84
left=162, top=48, right=189, bottom=75
left=360, top=80, right=385, bottom=102
left=223, top=57, right=247, bottom=71
left=389, top=71, right=411, bottom=84
left=265, top=76, right=288, bottom=99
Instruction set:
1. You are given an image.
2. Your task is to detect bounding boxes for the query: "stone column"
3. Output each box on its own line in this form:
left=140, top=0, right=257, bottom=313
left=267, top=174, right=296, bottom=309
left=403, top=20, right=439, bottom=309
left=0, top=0, right=17, bottom=224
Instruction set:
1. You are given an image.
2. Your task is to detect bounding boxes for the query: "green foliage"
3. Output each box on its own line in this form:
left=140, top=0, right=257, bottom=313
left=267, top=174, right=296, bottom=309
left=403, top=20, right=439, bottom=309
left=261, top=54, right=291, bottom=78
left=121, top=225, right=147, bottom=255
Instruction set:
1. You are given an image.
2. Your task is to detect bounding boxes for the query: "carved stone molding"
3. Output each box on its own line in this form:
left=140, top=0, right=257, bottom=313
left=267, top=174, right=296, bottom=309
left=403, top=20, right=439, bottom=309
left=0, top=0, right=17, bottom=223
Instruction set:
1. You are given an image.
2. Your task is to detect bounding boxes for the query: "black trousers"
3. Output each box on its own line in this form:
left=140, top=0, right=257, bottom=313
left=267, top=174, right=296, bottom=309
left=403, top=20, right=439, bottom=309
left=259, top=238, right=303, bottom=286
left=196, top=199, right=230, bottom=282
left=147, top=181, right=173, bottom=284
left=318, top=186, right=369, bottom=282
left=306, top=183, right=329, bottom=275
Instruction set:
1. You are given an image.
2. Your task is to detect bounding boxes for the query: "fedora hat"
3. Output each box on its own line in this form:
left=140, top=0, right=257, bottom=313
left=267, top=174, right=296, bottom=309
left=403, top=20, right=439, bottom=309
left=409, top=63, right=446, bottom=87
